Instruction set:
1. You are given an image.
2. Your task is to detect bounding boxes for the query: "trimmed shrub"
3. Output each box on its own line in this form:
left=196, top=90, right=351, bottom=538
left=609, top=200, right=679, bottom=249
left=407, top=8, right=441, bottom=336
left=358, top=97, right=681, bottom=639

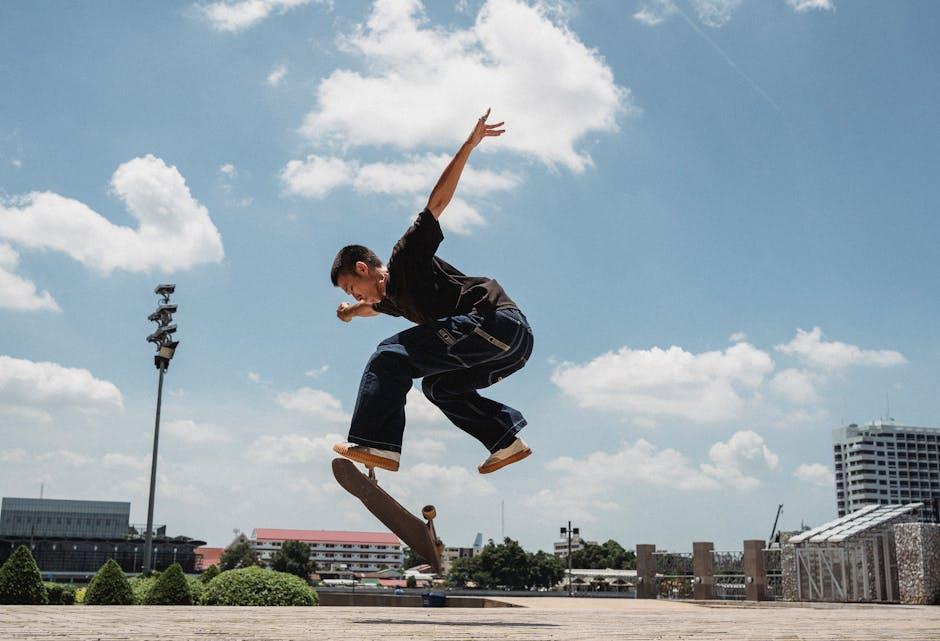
left=74, top=587, right=87, bottom=604
left=131, top=572, right=160, bottom=605
left=202, top=566, right=317, bottom=606
left=0, top=545, right=49, bottom=604
left=200, top=564, right=220, bottom=583
left=85, top=559, right=134, bottom=605
left=145, top=563, right=192, bottom=605
left=188, top=576, right=205, bottom=603
left=43, top=582, right=76, bottom=605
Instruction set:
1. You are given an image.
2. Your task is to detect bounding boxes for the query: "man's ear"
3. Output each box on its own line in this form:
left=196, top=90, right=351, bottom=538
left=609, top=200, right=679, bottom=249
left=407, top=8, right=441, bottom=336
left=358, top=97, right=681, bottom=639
left=355, top=261, right=369, bottom=276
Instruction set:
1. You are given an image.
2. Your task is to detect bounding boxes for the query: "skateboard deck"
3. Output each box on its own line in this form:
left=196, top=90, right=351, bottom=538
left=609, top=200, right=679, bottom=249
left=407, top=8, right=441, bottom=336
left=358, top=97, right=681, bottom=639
left=331, top=457, right=444, bottom=575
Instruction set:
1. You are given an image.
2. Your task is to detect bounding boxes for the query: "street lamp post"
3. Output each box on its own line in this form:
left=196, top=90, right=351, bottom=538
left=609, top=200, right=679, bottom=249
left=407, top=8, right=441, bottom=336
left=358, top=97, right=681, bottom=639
left=560, top=522, right=579, bottom=597
left=143, top=284, right=179, bottom=574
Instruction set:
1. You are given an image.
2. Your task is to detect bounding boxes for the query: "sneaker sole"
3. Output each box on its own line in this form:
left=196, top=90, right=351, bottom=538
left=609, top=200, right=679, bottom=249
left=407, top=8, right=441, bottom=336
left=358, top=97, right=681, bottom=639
left=333, top=444, right=400, bottom=472
left=478, top=448, right=532, bottom=474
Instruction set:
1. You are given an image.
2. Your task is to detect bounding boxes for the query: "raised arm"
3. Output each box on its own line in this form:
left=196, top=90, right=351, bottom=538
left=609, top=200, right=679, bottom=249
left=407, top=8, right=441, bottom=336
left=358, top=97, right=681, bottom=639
left=426, top=108, right=505, bottom=219
left=336, top=301, right=379, bottom=322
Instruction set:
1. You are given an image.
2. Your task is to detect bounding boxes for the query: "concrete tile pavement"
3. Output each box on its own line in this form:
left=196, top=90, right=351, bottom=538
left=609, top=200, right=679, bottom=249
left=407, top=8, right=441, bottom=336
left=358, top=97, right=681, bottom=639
left=2, top=598, right=939, bottom=640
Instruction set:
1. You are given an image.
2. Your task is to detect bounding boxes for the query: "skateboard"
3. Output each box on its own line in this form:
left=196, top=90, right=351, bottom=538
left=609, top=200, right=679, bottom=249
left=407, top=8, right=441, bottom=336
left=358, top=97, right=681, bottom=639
left=331, top=457, right=444, bottom=575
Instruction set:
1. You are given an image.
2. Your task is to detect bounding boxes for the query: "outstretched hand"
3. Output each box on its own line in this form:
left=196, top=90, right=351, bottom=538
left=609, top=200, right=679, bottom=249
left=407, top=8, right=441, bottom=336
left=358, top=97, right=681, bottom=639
left=466, top=108, right=505, bottom=149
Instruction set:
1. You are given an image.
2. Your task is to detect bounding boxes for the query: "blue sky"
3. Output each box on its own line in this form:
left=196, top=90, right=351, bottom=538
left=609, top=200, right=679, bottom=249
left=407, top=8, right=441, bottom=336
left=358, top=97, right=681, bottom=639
left=1, top=0, right=937, bottom=553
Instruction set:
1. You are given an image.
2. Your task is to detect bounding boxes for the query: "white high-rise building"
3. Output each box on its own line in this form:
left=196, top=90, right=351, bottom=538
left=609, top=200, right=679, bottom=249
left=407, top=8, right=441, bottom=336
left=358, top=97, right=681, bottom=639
left=832, top=421, right=940, bottom=521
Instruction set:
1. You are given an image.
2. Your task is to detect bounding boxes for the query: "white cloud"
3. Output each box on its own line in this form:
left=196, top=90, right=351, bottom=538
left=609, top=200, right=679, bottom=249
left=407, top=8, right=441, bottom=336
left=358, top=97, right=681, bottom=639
left=635, top=0, right=833, bottom=27
left=775, top=327, right=906, bottom=371
left=0, top=155, right=224, bottom=275
left=700, top=430, right=779, bottom=490
left=219, top=163, right=236, bottom=176
left=406, top=386, right=445, bottom=424
left=386, top=462, right=495, bottom=499
left=305, top=365, right=330, bottom=378
left=769, top=368, right=820, bottom=404
left=551, top=341, right=774, bottom=423
left=0, top=243, right=59, bottom=311
left=0, top=448, right=29, bottom=463
left=786, top=0, right=834, bottom=12
left=729, top=331, right=748, bottom=343
left=11, top=159, right=22, bottom=169
left=690, top=0, right=742, bottom=27
left=102, top=452, right=150, bottom=471
left=0, top=447, right=92, bottom=467
left=247, top=371, right=262, bottom=383
left=403, top=436, right=446, bottom=461
left=280, top=152, right=519, bottom=233
left=794, top=462, right=834, bottom=488
left=164, top=419, right=233, bottom=444
left=248, top=432, right=344, bottom=463
left=300, top=0, right=627, bottom=173
left=198, top=0, right=324, bottom=33
left=267, top=64, right=288, bottom=87
left=275, top=387, right=350, bottom=423
left=0, top=355, right=123, bottom=414
left=528, top=439, right=722, bottom=522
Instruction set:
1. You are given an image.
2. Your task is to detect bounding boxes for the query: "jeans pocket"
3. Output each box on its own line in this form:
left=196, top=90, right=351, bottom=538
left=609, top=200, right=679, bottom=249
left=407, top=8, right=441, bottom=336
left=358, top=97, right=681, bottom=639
left=444, top=316, right=514, bottom=368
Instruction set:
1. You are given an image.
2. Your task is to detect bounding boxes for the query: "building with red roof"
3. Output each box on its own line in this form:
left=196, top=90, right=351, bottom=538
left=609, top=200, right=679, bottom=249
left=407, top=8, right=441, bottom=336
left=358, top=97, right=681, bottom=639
left=251, top=528, right=403, bottom=573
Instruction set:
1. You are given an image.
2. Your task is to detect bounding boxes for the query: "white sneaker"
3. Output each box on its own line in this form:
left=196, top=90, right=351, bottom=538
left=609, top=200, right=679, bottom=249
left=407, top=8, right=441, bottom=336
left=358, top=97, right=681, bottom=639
left=333, top=443, right=401, bottom=471
left=478, top=437, right=531, bottom=474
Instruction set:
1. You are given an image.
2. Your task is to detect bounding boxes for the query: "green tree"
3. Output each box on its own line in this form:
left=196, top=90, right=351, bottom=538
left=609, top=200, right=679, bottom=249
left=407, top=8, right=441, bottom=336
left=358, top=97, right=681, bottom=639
left=570, top=539, right=636, bottom=570
left=406, top=575, right=417, bottom=588
left=145, top=563, right=193, bottom=605
left=270, top=541, right=316, bottom=581
left=0, top=545, right=48, bottom=604
left=200, top=564, right=221, bottom=583
left=85, top=559, right=135, bottom=605
left=402, top=547, right=425, bottom=569
left=446, top=555, right=481, bottom=587
left=202, top=566, right=317, bottom=606
left=220, top=538, right=260, bottom=571
left=527, top=550, right=565, bottom=590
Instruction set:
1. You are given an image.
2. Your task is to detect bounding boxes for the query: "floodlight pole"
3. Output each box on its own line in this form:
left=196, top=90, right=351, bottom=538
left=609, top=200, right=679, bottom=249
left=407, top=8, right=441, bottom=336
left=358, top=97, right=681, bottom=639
left=142, top=362, right=165, bottom=574
left=143, top=284, right=178, bottom=573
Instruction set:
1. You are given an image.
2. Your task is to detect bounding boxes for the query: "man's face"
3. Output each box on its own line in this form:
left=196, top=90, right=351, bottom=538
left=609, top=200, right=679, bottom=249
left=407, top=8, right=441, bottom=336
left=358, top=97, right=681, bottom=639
left=337, top=262, right=383, bottom=304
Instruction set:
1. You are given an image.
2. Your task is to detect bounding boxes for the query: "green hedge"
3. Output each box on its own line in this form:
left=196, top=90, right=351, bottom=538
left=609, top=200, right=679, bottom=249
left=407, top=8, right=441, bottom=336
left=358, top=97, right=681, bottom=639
left=202, top=566, right=317, bottom=606
left=131, top=572, right=160, bottom=604
left=43, top=582, right=76, bottom=605
left=85, top=559, right=135, bottom=605
left=0, top=545, right=48, bottom=604
left=145, top=563, right=192, bottom=605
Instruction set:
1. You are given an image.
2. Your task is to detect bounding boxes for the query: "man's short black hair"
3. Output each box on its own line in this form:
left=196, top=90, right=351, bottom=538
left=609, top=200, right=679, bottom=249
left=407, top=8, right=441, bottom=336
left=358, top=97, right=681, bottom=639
left=330, top=245, right=383, bottom=286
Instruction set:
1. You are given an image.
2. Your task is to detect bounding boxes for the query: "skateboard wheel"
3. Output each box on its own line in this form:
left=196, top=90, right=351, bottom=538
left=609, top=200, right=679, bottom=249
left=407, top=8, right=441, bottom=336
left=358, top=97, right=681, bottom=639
left=422, top=505, right=436, bottom=520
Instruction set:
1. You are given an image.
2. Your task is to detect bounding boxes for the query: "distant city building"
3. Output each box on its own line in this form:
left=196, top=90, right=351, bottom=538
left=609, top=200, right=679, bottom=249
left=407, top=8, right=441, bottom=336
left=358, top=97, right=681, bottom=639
left=251, top=528, right=402, bottom=573
left=554, top=532, right=596, bottom=558
left=195, top=546, right=223, bottom=571
left=441, top=546, right=478, bottom=574
left=833, top=421, right=940, bottom=521
left=0, top=498, right=130, bottom=538
left=0, top=497, right=204, bottom=581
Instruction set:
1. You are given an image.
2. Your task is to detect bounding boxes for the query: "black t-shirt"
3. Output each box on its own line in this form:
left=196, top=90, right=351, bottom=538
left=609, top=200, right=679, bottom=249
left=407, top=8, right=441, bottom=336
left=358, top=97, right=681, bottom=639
left=372, top=208, right=517, bottom=324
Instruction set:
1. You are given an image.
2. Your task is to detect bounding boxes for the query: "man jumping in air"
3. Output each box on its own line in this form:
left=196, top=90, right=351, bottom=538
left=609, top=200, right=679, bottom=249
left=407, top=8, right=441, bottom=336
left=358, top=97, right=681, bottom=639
left=330, top=109, right=533, bottom=474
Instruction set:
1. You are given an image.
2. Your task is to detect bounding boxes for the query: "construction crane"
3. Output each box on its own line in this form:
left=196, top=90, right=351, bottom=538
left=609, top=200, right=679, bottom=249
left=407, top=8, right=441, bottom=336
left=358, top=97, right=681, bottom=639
left=768, top=504, right=784, bottom=547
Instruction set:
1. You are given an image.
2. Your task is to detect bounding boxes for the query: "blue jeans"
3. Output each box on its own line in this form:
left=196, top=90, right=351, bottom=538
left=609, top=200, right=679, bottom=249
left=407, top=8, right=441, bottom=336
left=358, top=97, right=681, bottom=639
left=347, top=308, right=534, bottom=454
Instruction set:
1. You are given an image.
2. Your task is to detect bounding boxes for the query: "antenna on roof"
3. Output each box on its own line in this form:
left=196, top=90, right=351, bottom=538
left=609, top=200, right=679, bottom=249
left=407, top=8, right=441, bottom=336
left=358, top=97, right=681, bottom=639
left=39, top=482, right=44, bottom=500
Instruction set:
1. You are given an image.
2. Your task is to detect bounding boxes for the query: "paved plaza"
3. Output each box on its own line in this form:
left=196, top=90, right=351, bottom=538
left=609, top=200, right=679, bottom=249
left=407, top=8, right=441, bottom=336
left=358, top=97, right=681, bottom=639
left=2, top=598, right=940, bottom=641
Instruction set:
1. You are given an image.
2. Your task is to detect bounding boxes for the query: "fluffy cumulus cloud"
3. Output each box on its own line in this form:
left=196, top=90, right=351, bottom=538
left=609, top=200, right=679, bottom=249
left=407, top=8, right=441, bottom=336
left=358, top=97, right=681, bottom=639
left=551, top=341, right=774, bottom=423
left=164, top=419, right=233, bottom=444
left=275, top=387, right=351, bottom=423
left=248, top=432, right=345, bottom=463
left=0, top=355, right=123, bottom=417
left=295, top=0, right=626, bottom=171
left=280, top=152, right=520, bottom=233
left=700, top=430, right=779, bottom=490
left=0, top=155, right=224, bottom=275
left=768, top=368, right=820, bottom=404
left=529, top=432, right=778, bottom=520
left=405, top=386, right=446, bottom=424
left=198, top=0, right=326, bottom=33
left=0, top=243, right=59, bottom=311
left=794, top=462, right=834, bottom=488
left=775, top=327, right=906, bottom=371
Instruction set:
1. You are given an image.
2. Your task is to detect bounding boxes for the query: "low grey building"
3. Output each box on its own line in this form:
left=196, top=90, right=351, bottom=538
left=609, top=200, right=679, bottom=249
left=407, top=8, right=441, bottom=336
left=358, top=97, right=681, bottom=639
left=0, top=497, right=130, bottom=539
